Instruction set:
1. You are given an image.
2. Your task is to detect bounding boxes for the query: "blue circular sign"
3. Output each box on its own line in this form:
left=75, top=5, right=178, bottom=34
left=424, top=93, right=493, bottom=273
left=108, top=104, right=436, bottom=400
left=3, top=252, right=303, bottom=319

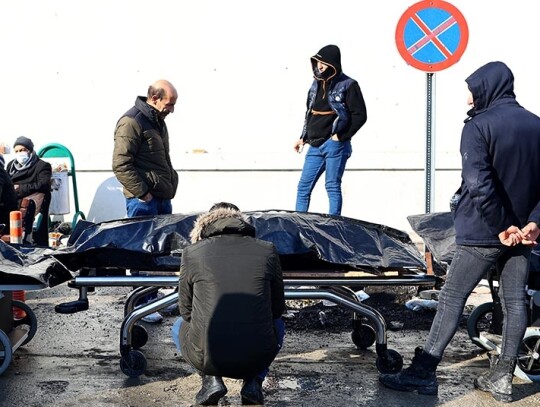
left=396, top=0, right=469, bottom=72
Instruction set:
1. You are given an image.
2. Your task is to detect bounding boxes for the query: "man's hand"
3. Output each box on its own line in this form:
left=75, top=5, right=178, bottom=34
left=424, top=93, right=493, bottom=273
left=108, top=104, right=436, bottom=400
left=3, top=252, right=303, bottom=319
left=294, top=139, right=305, bottom=153
left=139, top=192, right=153, bottom=202
left=498, top=226, right=522, bottom=246
left=520, top=222, right=539, bottom=246
left=331, top=134, right=339, bottom=141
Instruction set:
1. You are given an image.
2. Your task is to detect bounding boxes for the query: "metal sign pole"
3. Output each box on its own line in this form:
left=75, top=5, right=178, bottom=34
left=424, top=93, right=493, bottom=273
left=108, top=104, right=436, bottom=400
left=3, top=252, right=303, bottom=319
left=425, top=72, right=435, bottom=213
left=395, top=1, right=468, bottom=213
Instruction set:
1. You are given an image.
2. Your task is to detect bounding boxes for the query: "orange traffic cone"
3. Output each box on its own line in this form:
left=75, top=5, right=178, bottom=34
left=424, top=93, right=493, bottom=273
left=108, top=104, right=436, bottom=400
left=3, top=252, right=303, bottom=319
left=10, top=211, right=26, bottom=319
left=12, top=290, right=27, bottom=320
left=9, top=210, right=23, bottom=244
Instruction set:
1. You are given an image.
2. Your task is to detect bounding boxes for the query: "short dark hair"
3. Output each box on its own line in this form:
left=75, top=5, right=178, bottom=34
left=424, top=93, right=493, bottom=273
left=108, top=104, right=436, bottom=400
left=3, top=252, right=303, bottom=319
left=147, top=85, right=166, bottom=100
left=209, top=202, right=240, bottom=212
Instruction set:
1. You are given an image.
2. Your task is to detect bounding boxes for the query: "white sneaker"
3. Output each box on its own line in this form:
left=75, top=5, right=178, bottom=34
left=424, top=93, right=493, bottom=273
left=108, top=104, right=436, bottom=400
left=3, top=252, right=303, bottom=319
left=141, top=311, right=163, bottom=323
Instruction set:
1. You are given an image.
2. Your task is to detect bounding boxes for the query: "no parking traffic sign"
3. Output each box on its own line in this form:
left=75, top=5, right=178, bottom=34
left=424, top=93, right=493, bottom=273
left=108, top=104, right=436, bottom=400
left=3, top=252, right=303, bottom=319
left=395, top=0, right=468, bottom=72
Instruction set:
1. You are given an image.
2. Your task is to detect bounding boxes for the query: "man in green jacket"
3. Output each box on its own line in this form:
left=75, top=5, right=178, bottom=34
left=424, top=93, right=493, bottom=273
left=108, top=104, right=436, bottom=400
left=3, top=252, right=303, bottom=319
left=113, top=79, right=179, bottom=322
left=113, top=79, right=179, bottom=210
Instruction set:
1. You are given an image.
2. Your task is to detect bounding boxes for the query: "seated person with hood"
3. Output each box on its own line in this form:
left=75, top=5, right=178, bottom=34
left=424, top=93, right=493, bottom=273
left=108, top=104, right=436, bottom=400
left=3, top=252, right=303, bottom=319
left=6, top=136, right=52, bottom=246
left=172, top=202, right=285, bottom=405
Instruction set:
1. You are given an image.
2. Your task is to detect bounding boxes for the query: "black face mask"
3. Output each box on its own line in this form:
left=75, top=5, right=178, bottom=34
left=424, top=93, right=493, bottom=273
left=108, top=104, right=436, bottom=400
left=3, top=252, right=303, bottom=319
left=315, top=66, right=334, bottom=81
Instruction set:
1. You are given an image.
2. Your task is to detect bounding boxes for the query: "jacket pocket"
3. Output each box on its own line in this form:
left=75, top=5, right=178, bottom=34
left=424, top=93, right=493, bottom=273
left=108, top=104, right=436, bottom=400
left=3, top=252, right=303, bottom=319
left=470, top=246, right=504, bottom=259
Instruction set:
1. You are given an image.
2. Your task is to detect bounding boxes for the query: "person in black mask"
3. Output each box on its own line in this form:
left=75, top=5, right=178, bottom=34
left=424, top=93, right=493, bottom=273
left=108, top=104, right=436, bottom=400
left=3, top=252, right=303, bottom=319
left=294, top=44, right=367, bottom=216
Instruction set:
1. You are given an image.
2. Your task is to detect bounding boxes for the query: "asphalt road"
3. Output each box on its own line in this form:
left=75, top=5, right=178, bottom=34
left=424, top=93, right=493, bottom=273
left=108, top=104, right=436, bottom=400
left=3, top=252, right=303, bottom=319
left=1, top=284, right=539, bottom=406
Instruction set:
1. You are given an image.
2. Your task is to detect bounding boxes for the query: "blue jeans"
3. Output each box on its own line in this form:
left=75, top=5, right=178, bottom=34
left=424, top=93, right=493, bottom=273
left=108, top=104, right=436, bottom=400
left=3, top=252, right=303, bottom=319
left=423, top=244, right=531, bottom=360
left=172, top=317, right=286, bottom=381
left=126, top=197, right=172, bottom=217
left=126, top=196, right=172, bottom=304
left=295, top=138, right=352, bottom=215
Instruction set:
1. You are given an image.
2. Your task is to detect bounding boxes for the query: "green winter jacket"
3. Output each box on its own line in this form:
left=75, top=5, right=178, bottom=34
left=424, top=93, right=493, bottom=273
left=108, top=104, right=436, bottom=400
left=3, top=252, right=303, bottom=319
left=112, top=97, right=178, bottom=200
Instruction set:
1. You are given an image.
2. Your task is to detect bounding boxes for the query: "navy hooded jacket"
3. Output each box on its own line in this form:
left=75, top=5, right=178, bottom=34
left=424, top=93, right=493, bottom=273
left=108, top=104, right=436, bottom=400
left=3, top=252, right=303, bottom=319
left=300, top=45, right=367, bottom=145
left=454, top=61, right=540, bottom=245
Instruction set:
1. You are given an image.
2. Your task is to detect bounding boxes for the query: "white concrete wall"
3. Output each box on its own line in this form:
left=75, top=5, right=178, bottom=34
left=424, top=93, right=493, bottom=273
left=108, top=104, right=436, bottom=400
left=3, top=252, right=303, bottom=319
left=1, top=0, right=539, bottom=235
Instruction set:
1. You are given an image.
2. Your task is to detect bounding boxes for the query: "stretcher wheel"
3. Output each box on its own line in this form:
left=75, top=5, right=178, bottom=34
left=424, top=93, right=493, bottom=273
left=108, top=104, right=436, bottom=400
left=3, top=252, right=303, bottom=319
left=514, top=327, right=540, bottom=382
left=352, top=323, right=376, bottom=349
left=376, top=349, right=403, bottom=374
left=120, top=349, right=147, bottom=377
left=12, top=300, right=38, bottom=346
left=467, top=302, right=494, bottom=350
left=131, top=325, right=148, bottom=349
left=0, top=329, right=13, bottom=375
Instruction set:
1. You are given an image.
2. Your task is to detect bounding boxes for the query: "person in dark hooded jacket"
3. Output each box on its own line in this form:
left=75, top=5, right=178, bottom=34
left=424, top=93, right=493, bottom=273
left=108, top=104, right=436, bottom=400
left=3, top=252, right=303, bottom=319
left=172, top=202, right=285, bottom=405
left=6, top=136, right=52, bottom=246
left=294, top=44, right=367, bottom=216
left=380, top=61, right=540, bottom=403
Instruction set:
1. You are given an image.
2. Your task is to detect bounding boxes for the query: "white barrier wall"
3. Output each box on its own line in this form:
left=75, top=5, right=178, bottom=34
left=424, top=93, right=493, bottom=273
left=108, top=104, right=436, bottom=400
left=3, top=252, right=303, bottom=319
left=75, top=167, right=457, bottom=235
left=1, top=0, right=538, bottom=235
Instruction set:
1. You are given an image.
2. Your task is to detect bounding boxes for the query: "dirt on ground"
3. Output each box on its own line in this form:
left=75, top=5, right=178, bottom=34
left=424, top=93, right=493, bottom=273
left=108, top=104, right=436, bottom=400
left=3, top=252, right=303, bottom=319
left=285, top=286, right=446, bottom=332
left=1, top=283, right=539, bottom=407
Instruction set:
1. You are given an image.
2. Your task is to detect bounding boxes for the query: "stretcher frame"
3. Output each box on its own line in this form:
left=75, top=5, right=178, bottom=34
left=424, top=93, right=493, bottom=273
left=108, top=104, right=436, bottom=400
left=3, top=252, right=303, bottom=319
left=67, top=269, right=437, bottom=377
left=0, top=284, right=42, bottom=375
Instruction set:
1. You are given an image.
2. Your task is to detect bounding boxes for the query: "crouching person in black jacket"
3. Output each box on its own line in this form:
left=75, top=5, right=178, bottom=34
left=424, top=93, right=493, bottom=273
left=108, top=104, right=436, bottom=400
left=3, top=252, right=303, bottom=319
left=172, top=202, right=286, bottom=405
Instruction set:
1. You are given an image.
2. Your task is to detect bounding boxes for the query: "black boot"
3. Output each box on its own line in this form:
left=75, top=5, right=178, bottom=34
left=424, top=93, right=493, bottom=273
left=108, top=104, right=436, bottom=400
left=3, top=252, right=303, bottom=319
left=195, top=375, right=227, bottom=405
left=240, top=377, right=264, bottom=405
left=379, top=347, right=440, bottom=395
left=474, top=354, right=516, bottom=403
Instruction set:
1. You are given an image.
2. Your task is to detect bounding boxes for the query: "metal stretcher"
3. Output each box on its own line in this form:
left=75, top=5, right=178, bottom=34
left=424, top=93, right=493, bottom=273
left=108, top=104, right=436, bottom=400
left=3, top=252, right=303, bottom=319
left=0, top=241, right=73, bottom=375
left=65, top=269, right=436, bottom=377
left=1, top=210, right=438, bottom=377
left=0, top=284, right=42, bottom=375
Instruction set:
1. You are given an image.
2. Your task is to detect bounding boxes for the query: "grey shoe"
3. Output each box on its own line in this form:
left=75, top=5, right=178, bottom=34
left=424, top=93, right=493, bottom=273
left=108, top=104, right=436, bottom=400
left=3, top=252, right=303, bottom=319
left=241, top=377, right=264, bottom=405
left=474, top=354, right=515, bottom=403
left=379, top=347, right=440, bottom=395
left=195, top=375, right=227, bottom=405
left=141, top=311, right=163, bottom=323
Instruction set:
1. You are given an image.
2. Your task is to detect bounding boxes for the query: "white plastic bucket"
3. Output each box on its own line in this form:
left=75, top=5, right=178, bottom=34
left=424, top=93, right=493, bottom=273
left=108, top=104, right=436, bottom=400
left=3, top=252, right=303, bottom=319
left=50, top=172, right=69, bottom=215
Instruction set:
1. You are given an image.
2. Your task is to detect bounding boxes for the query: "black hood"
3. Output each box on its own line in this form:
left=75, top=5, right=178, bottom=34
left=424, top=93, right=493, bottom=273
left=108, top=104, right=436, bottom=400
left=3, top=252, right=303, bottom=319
left=311, top=44, right=342, bottom=81
left=465, top=61, right=515, bottom=119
